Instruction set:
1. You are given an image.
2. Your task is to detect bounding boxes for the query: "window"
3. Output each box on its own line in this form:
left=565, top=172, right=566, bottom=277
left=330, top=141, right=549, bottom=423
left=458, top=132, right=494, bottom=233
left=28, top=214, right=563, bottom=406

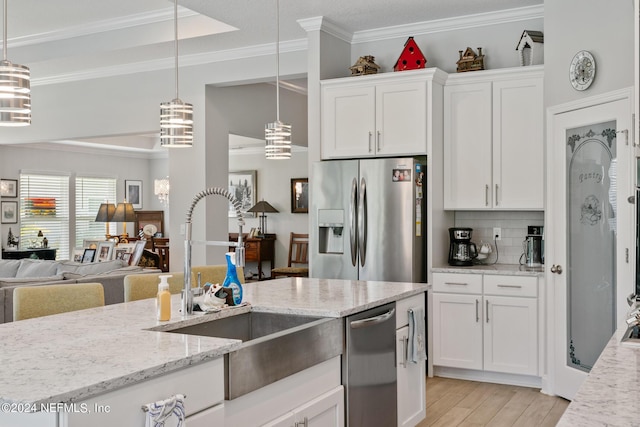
left=76, top=176, right=116, bottom=249
left=20, top=173, right=70, bottom=260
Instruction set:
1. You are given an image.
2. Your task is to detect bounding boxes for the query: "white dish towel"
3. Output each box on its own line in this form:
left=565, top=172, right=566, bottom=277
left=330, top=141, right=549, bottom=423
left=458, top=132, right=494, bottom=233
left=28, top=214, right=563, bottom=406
left=143, top=394, right=186, bottom=427
left=408, top=307, right=427, bottom=363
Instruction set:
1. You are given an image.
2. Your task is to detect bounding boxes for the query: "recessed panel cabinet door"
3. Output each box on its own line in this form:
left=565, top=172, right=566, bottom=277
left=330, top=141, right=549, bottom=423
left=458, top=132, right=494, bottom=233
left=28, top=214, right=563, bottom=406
left=321, top=85, right=376, bottom=159
left=443, top=82, right=493, bottom=209
left=432, top=293, right=483, bottom=370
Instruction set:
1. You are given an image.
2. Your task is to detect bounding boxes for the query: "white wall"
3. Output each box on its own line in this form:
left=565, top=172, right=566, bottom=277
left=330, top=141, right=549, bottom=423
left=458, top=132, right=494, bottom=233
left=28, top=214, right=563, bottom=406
left=229, top=147, right=309, bottom=273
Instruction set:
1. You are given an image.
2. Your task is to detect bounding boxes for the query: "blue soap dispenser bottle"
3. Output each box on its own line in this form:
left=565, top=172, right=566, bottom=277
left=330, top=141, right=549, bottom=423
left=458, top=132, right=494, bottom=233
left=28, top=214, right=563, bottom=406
left=223, top=252, right=243, bottom=305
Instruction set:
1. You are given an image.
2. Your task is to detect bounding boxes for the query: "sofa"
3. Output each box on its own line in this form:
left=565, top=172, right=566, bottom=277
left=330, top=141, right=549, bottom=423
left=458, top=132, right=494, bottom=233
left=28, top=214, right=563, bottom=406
left=0, top=258, right=155, bottom=323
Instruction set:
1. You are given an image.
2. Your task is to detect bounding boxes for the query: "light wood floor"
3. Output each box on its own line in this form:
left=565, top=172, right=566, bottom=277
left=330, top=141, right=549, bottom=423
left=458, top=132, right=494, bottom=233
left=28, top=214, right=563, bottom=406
left=418, top=376, right=570, bottom=427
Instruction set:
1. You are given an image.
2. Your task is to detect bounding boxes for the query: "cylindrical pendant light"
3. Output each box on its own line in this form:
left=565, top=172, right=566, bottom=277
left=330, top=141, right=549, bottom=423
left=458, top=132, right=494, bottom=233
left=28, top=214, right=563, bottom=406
left=265, top=0, right=291, bottom=159
left=0, top=0, right=30, bottom=127
left=160, top=0, right=193, bottom=147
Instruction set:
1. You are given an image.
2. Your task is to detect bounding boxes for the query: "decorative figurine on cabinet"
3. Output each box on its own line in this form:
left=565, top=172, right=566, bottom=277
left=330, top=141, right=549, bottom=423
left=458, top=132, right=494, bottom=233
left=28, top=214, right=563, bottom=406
left=393, top=37, right=426, bottom=71
left=516, top=30, right=544, bottom=66
left=456, top=47, right=485, bottom=72
left=349, top=55, right=380, bottom=76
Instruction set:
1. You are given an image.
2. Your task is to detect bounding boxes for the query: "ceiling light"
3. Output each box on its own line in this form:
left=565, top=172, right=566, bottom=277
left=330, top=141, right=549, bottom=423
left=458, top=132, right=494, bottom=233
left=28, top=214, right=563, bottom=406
left=160, top=0, right=193, bottom=147
left=265, top=0, right=291, bottom=159
left=0, top=0, right=30, bottom=127
left=154, top=177, right=170, bottom=205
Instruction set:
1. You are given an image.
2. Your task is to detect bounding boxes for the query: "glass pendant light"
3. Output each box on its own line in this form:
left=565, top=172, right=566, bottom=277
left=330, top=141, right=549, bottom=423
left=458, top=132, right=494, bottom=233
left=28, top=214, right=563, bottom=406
left=0, top=0, right=30, bottom=127
left=160, top=0, right=193, bottom=147
left=265, top=0, right=291, bottom=159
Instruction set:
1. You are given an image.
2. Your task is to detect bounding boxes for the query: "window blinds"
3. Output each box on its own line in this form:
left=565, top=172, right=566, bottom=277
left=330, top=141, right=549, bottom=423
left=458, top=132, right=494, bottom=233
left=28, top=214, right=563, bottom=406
left=75, top=176, right=116, bottom=249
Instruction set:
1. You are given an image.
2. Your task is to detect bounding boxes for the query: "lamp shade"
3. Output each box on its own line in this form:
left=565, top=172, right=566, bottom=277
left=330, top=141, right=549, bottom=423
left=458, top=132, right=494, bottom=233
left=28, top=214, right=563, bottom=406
left=111, top=202, right=136, bottom=222
left=247, top=200, right=279, bottom=214
left=94, top=203, right=116, bottom=222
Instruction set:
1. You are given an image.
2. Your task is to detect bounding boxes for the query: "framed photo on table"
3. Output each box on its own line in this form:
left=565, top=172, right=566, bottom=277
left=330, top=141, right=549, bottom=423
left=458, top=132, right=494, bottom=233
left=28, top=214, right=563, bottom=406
left=0, top=179, right=17, bottom=198
left=1, top=201, right=17, bottom=224
left=125, top=180, right=143, bottom=209
left=129, top=240, right=146, bottom=266
left=82, top=248, right=96, bottom=263
left=97, top=241, right=115, bottom=262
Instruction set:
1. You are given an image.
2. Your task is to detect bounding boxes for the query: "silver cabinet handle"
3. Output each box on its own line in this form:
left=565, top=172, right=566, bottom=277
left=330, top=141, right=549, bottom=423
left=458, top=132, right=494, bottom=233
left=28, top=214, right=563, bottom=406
left=295, top=417, right=309, bottom=427
left=486, top=300, right=489, bottom=323
left=495, top=184, right=499, bottom=206
left=497, top=284, right=522, bottom=289
left=445, top=282, right=468, bottom=286
left=399, top=335, right=408, bottom=368
left=376, top=130, right=381, bottom=152
left=368, top=131, right=373, bottom=152
left=485, top=184, right=489, bottom=206
left=551, top=264, right=563, bottom=274
left=475, top=299, right=479, bottom=322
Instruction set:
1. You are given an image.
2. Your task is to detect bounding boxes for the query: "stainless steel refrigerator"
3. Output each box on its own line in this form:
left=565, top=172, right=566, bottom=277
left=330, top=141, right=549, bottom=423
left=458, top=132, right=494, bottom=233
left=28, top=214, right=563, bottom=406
left=310, top=157, right=426, bottom=282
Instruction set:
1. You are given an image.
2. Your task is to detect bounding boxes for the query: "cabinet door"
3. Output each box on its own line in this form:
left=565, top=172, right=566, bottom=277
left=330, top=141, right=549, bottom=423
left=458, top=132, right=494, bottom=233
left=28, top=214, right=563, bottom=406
left=432, top=293, right=483, bottom=370
left=262, top=411, right=294, bottom=427
left=375, top=81, right=427, bottom=156
left=321, top=85, right=375, bottom=159
left=483, top=295, right=538, bottom=375
left=443, top=82, right=493, bottom=209
left=187, top=403, right=224, bottom=427
left=397, top=326, right=426, bottom=427
left=492, top=77, right=544, bottom=209
left=294, top=386, right=344, bottom=427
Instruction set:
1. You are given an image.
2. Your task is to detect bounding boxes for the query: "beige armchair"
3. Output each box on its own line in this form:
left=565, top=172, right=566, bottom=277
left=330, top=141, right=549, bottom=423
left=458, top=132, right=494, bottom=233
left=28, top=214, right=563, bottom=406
left=13, top=283, right=105, bottom=321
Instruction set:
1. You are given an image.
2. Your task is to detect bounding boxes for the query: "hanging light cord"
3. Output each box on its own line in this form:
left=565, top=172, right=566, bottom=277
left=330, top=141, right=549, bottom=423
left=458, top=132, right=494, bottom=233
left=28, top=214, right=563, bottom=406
left=3, top=0, right=7, bottom=62
left=173, top=0, right=179, bottom=101
left=275, top=0, right=280, bottom=122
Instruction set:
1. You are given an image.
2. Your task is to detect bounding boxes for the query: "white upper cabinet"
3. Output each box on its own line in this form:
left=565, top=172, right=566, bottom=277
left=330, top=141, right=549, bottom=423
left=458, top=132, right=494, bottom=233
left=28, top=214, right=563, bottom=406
left=444, top=66, right=544, bottom=210
left=321, top=69, right=446, bottom=159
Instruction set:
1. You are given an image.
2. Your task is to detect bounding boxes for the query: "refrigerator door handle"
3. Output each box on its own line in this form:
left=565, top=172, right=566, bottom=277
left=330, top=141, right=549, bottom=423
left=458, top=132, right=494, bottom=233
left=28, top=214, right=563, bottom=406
left=358, top=177, right=367, bottom=267
left=350, top=177, right=358, bottom=267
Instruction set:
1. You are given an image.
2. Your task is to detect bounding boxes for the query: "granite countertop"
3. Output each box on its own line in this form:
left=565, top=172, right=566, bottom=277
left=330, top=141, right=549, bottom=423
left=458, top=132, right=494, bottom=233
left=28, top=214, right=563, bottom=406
left=0, top=277, right=427, bottom=406
left=557, top=326, right=640, bottom=426
left=432, top=263, right=545, bottom=277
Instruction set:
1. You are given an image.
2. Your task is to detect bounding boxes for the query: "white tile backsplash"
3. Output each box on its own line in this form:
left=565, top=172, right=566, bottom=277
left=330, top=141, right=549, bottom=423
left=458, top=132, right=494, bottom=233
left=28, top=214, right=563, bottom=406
left=454, top=211, right=544, bottom=265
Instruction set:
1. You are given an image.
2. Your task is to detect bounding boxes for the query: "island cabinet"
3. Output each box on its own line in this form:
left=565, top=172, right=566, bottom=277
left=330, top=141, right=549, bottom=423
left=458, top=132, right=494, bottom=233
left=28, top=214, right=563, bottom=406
left=443, top=66, right=544, bottom=210
left=62, top=357, right=225, bottom=427
left=432, top=272, right=539, bottom=383
left=396, top=294, right=426, bottom=427
left=320, top=68, right=446, bottom=159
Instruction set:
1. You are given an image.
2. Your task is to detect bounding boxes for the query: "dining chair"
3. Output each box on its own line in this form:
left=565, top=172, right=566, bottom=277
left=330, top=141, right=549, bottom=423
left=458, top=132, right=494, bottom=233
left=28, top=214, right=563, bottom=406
left=271, top=233, right=309, bottom=279
left=13, top=282, right=105, bottom=321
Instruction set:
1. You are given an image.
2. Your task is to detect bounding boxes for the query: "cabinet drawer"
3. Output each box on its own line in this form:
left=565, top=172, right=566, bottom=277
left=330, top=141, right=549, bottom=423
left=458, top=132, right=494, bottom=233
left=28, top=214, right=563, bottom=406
left=396, top=293, right=425, bottom=329
left=483, top=275, right=537, bottom=297
left=432, top=273, right=482, bottom=294
left=245, top=243, right=259, bottom=259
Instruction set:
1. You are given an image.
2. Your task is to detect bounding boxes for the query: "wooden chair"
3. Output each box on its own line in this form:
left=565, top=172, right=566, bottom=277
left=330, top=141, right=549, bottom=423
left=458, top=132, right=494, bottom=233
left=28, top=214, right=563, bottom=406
left=153, top=239, right=170, bottom=272
left=271, top=233, right=309, bottom=279
left=13, top=283, right=105, bottom=321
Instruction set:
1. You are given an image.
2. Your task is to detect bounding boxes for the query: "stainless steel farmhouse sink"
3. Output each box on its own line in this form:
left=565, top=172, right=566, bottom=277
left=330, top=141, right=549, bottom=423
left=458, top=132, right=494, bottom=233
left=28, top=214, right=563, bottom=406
left=165, top=311, right=344, bottom=399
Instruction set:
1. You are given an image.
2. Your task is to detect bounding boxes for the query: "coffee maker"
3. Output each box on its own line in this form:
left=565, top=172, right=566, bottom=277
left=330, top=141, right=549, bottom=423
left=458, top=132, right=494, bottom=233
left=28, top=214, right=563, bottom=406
left=521, top=225, right=544, bottom=267
left=448, top=227, right=478, bottom=266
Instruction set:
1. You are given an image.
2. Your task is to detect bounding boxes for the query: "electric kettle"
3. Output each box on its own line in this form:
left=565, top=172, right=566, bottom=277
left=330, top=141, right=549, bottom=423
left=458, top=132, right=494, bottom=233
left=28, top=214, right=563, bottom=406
left=520, top=235, right=543, bottom=267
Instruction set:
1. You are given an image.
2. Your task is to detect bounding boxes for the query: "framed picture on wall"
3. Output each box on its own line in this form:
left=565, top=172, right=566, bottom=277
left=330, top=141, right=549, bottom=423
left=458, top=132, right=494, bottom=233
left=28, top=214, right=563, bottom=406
left=229, top=170, right=257, bottom=218
left=125, top=180, right=143, bottom=209
left=290, top=178, right=309, bottom=213
left=1, top=201, right=17, bottom=224
left=0, top=179, right=17, bottom=198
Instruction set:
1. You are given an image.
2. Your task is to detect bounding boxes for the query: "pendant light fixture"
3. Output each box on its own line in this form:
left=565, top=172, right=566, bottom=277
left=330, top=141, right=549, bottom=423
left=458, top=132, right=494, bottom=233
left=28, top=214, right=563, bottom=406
left=160, top=0, right=193, bottom=147
left=265, top=0, right=291, bottom=159
left=0, top=0, right=30, bottom=127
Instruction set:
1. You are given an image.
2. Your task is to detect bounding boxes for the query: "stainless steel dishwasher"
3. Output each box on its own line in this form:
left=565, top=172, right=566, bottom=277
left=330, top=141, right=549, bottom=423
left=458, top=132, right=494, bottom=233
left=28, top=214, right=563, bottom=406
left=344, top=302, right=397, bottom=426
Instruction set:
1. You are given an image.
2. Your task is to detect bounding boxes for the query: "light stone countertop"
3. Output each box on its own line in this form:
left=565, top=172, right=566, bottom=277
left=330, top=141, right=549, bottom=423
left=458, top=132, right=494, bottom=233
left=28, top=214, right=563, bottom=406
left=557, top=327, right=640, bottom=427
left=432, top=263, right=545, bottom=277
left=0, top=277, right=427, bottom=406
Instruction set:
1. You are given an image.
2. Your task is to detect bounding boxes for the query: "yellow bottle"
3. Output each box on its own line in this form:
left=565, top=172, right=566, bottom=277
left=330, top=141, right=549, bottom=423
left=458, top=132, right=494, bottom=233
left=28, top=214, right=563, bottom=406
left=157, top=274, right=172, bottom=321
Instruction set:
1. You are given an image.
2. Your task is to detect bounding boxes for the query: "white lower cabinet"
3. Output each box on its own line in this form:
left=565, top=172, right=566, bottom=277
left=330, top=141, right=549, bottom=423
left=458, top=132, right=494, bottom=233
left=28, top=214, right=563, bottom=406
left=263, top=386, right=344, bottom=427
left=187, top=403, right=224, bottom=426
left=432, top=273, right=538, bottom=377
left=396, top=294, right=426, bottom=427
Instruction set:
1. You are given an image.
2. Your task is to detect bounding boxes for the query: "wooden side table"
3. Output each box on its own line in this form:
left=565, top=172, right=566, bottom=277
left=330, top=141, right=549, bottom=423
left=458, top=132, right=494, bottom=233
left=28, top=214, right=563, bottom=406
left=229, top=233, right=276, bottom=280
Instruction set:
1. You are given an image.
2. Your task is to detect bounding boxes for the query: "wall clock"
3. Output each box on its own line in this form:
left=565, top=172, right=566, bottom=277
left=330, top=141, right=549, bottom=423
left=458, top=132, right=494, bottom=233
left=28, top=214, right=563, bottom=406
left=569, top=50, right=596, bottom=91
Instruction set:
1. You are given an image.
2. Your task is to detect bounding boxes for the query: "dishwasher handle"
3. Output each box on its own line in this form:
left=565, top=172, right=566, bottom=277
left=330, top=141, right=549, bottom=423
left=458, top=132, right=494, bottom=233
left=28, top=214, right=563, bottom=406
left=350, top=308, right=396, bottom=329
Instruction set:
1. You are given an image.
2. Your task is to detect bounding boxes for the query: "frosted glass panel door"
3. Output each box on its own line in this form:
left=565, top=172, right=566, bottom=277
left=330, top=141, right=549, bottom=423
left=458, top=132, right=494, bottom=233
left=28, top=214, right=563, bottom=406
left=566, top=121, right=616, bottom=372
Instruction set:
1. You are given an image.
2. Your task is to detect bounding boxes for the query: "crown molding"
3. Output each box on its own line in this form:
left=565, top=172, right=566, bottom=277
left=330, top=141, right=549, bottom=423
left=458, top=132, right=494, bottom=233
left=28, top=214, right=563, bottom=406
left=297, top=16, right=353, bottom=43
left=352, top=5, right=544, bottom=44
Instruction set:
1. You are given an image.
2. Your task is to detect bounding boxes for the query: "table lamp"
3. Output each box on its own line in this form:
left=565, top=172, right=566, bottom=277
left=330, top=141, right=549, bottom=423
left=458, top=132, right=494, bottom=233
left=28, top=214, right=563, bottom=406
left=94, top=203, right=116, bottom=240
left=111, top=201, right=136, bottom=242
left=247, top=200, right=278, bottom=236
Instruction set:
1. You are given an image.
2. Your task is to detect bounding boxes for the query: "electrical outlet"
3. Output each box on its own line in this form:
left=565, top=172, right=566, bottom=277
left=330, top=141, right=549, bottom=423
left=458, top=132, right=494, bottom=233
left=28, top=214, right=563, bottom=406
left=493, top=227, right=502, bottom=241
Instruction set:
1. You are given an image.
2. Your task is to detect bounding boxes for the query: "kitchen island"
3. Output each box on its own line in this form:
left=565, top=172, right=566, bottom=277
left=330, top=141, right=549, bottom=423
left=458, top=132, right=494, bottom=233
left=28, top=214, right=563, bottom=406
left=557, top=326, right=640, bottom=426
left=0, top=277, right=427, bottom=426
